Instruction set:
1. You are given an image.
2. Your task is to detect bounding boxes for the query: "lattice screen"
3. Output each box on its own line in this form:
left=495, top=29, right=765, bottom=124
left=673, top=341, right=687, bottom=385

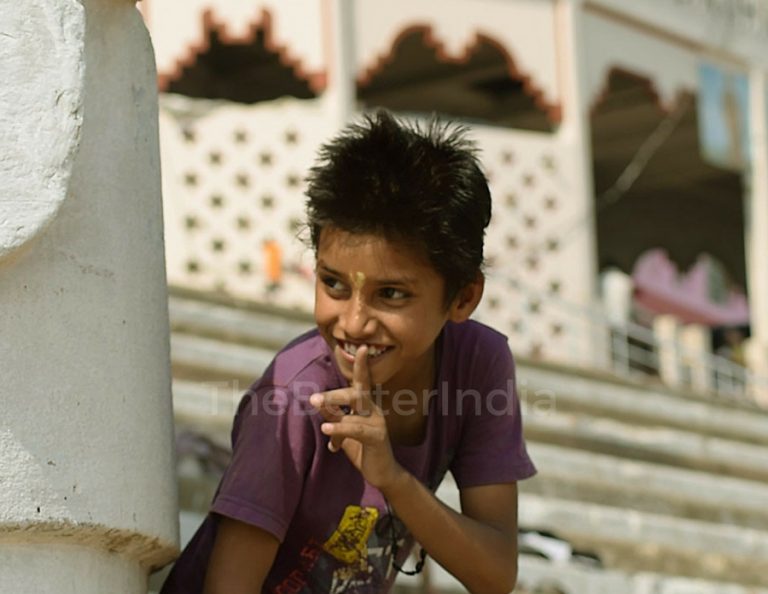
left=160, top=96, right=334, bottom=310
left=475, top=126, right=596, bottom=364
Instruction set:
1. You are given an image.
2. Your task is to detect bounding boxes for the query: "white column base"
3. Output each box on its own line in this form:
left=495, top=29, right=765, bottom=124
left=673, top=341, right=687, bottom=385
left=0, top=545, right=146, bottom=594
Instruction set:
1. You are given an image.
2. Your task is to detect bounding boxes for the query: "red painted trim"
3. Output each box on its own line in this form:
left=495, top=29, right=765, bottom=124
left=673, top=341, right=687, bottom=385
left=157, top=8, right=327, bottom=94
left=356, top=25, right=562, bottom=123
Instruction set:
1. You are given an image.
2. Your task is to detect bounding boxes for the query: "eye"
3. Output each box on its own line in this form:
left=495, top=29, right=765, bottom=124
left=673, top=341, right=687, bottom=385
left=379, top=287, right=409, bottom=300
left=321, top=275, right=347, bottom=296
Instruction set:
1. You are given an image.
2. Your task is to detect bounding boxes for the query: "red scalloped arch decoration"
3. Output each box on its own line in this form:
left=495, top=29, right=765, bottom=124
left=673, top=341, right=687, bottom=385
left=589, top=66, right=688, bottom=116
left=157, top=9, right=327, bottom=94
left=357, top=25, right=562, bottom=124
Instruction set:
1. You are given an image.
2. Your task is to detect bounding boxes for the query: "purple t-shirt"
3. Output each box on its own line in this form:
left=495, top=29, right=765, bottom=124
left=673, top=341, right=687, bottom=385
left=161, top=320, right=536, bottom=594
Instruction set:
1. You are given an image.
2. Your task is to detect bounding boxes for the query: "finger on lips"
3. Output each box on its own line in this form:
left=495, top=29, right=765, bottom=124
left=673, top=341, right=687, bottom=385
left=311, top=345, right=377, bottom=452
left=353, top=345, right=372, bottom=392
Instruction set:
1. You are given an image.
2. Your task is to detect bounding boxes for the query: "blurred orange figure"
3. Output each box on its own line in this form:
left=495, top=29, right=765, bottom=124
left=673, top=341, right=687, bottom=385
left=263, top=239, right=282, bottom=286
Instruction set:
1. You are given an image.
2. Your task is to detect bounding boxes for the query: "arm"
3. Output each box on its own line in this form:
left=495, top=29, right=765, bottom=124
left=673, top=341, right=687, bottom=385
left=202, top=384, right=316, bottom=593
left=203, top=516, right=279, bottom=594
left=310, top=347, right=523, bottom=594
left=384, top=475, right=519, bottom=594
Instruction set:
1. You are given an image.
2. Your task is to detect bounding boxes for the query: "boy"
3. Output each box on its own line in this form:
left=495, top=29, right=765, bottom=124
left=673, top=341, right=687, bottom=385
left=161, top=110, right=536, bottom=594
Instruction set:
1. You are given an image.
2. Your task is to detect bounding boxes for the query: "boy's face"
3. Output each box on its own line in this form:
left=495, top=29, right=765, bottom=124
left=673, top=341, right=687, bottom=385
left=314, top=227, right=460, bottom=394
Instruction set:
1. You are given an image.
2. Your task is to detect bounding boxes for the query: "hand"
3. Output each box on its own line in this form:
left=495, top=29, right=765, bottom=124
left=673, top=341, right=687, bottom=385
left=309, top=346, right=407, bottom=491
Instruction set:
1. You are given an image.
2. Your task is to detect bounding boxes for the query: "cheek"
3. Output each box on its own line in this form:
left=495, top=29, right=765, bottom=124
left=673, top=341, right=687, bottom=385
left=382, top=314, right=422, bottom=344
left=313, top=289, right=333, bottom=324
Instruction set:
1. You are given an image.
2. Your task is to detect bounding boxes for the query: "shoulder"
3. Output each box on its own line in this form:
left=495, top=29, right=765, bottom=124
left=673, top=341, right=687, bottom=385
left=259, top=328, right=341, bottom=390
left=236, top=329, right=342, bottom=421
left=437, top=320, right=516, bottom=405
left=443, top=319, right=512, bottom=366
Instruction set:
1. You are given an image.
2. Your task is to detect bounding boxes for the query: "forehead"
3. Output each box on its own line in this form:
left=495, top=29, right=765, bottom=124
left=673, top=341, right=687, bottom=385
left=316, top=228, right=436, bottom=280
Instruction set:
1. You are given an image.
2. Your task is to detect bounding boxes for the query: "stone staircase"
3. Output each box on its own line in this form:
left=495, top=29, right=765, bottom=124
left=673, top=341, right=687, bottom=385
left=164, top=289, right=768, bottom=594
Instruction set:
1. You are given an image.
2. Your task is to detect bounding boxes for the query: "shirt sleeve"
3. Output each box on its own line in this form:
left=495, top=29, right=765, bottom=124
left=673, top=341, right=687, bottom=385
left=211, top=385, right=316, bottom=542
left=449, top=343, right=537, bottom=489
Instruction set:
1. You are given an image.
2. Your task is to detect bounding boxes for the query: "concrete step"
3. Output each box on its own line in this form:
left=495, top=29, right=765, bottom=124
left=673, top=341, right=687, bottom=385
left=434, top=478, right=768, bottom=588
left=525, top=406, right=768, bottom=483
left=515, top=493, right=768, bottom=587
left=519, top=363, right=768, bottom=447
left=168, top=292, right=314, bottom=350
left=395, top=553, right=768, bottom=594
left=524, top=443, right=768, bottom=531
left=172, top=378, right=244, bottom=422
left=170, top=333, right=273, bottom=384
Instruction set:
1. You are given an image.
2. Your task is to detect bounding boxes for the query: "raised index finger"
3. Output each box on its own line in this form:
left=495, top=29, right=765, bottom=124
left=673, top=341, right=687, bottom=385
left=352, top=345, right=373, bottom=397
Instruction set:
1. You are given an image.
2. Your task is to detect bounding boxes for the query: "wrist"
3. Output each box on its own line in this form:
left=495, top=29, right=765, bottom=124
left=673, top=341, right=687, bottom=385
left=380, top=464, right=413, bottom=502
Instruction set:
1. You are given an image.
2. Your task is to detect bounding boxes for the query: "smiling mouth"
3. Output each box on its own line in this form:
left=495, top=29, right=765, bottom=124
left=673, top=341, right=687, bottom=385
left=336, top=339, right=393, bottom=359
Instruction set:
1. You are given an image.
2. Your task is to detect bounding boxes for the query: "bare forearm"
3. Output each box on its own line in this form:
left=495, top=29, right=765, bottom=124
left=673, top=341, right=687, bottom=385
left=382, top=472, right=518, bottom=594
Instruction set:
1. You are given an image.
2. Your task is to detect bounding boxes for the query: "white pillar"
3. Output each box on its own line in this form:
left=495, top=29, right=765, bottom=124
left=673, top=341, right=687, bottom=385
left=680, top=323, right=713, bottom=393
left=557, top=0, right=599, bottom=305
left=654, top=315, right=683, bottom=388
left=747, top=68, right=768, bottom=406
left=556, top=0, right=603, bottom=368
left=0, top=1, right=178, bottom=591
left=323, top=0, right=357, bottom=128
left=601, top=268, right=633, bottom=326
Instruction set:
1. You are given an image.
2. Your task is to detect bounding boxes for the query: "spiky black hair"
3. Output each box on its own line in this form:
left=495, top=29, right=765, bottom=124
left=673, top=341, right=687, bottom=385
left=305, top=109, right=491, bottom=302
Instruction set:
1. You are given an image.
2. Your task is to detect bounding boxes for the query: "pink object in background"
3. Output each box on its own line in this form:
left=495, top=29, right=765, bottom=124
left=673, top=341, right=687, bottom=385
left=632, top=249, right=750, bottom=326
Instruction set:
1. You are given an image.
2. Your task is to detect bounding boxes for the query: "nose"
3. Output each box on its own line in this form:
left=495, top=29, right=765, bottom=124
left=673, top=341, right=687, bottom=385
left=339, top=294, right=377, bottom=338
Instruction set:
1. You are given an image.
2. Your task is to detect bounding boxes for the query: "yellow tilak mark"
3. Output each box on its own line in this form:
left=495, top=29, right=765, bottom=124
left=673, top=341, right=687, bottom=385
left=323, top=505, right=379, bottom=565
left=351, top=271, right=366, bottom=290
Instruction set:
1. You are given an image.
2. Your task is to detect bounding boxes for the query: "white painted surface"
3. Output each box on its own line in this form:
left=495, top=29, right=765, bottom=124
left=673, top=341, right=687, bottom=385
left=323, top=0, right=356, bottom=127
left=355, top=0, right=560, bottom=110
left=0, top=0, right=84, bottom=261
left=418, top=475, right=768, bottom=593
left=0, top=545, right=146, bottom=594
left=553, top=0, right=600, bottom=306
left=746, top=68, right=768, bottom=405
left=159, top=94, right=334, bottom=310
left=0, top=0, right=178, bottom=589
left=584, top=10, right=698, bottom=109
left=587, top=0, right=768, bottom=69
left=143, top=0, right=326, bottom=85
left=601, top=268, right=632, bottom=325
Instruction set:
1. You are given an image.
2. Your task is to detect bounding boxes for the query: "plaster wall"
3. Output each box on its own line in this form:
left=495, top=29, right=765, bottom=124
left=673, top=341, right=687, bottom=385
left=0, top=0, right=178, bottom=588
left=584, top=11, right=699, bottom=109
left=355, top=0, right=560, bottom=111
left=143, top=0, right=326, bottom=86
left=0, top=0, right=84, bottom=261
left=0, top=545, right=146, bottom=594
left=587, top=0, right=768, bottom=68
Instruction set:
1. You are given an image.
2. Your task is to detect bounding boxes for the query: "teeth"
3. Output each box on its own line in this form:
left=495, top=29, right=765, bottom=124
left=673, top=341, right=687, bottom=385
left=342, top=342, right=387, bottom=357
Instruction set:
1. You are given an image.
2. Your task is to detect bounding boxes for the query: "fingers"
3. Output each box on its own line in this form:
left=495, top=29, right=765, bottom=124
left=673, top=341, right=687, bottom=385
left=308, top=391, right=348, bottom=423
left=352, top=346, right=376, bottom=417
left=311, top=387, right=360, bottom=409
left=310, top=345, right=375, bottom=415
left=321, top=418, right=385, bottom=445
left=309, top=347, right=378, bottom=453
left=353, top=345, right=373, bottom=396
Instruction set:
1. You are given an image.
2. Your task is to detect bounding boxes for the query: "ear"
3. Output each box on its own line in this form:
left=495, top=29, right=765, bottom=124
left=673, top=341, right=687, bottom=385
left=447, top=272, right=485, bottom=323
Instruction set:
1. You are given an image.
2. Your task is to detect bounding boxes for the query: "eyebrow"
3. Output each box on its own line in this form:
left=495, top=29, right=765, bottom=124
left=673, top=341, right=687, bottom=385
left=317, top=262, right=419, bottom=286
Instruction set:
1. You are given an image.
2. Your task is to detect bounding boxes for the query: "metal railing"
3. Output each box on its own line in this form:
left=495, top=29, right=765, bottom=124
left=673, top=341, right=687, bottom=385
left=494, top=276, right=767, bottom=408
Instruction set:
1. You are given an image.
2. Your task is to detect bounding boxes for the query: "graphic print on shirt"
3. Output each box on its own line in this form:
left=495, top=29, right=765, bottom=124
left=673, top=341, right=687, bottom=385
left=324, top=505, right=384, bottom=593
left=271, top=504, right=400, bottom=594
left=322, top=505, right=380, bottom=565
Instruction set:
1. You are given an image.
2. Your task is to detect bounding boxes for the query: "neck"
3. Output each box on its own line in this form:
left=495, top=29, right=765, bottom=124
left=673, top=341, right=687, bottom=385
left=378, top=347, right=436, bottom=415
